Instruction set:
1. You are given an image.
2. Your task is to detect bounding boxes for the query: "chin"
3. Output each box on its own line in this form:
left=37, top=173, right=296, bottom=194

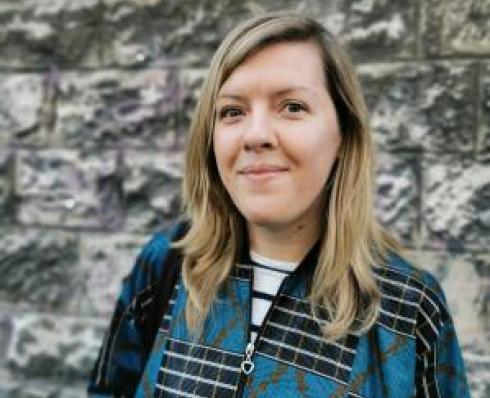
left=242, top=211, right=293, bottom=229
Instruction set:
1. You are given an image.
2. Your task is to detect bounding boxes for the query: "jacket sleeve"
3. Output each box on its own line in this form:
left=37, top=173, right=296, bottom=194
left=87, top=232, right=171, bottom=397
left=414, top=285, right=471, bottom=398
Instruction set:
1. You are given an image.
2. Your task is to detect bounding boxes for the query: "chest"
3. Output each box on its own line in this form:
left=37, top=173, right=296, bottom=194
left=135, top=271, right=417, bottom=398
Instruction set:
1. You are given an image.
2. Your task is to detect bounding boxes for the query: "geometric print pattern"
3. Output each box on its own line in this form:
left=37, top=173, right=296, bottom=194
left=374, top=265, right=448, bottom=398
left=416, top=348, right=440, bottom=398
left=155, top=337, right=242, bottom=398
left=247, top=264, right=449, bottom=394
left=257, top=294, right=358, bottom=385
left=153, top=263, right=455, bottom=398
left=374, top=265, right=446, bottom=342
left=88, top=228, right=470, bottom=397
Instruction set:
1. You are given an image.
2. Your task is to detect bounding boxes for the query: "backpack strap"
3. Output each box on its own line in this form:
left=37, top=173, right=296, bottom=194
left=141, top=220, right=189, bottom=353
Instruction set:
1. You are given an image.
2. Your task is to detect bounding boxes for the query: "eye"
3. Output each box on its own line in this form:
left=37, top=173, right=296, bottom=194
left=218, top=106, right=243, bottom=119
left=283, top=101, right=307, bottom=114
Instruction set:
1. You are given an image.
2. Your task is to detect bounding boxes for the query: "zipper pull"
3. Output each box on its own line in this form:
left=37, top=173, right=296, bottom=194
left=240, top=342, right=255, bottom=375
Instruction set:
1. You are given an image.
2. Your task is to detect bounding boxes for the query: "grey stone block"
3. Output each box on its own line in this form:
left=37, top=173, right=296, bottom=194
left=0, top=0, right=103, bottom=69
left=101, top=0, right=417, bottom=67
left=15, top=149, right=123, bottom=229
left=179, top=69, right=207, bottom=137
left=375, top=152, right=420, bottom=245
left=465, top=351, right=490, bottom=398
left=0, top=150, right=13, bottom=224
left=79, top=233, right=147, bottom=317
left=359, top=62, right=478, bottom=152
left=6, top=313, right=106, bottom=381
left=0, top=228, right=79, bottom=310
left=0, top=74, right=45, bottom=144
left=299, top=0, right=417, bottom=61
left=0, top=315, right=12, bottom=366
left=410, top=250, right=490, bottom=396
left=422, top=0, right=490, bottom=57
left=422, top=156, right=490, bottom=250
left=0, top=376, right=86, bottom=398
left=122, top=150, right=183, bottom=233
left=101, top=0, right=298, bottom=67
left=480, top=62, right=490, bottom=153
left=411, top=251, right=489, bottom=350
left=56, top=70, right=187, bottom=150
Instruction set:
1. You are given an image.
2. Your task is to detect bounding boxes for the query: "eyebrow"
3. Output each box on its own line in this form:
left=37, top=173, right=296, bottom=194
left=217, top=86, right=318, bottom=100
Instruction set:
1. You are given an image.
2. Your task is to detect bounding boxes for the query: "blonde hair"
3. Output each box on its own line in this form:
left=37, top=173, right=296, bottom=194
left=175, top=11, right=402, bottom=340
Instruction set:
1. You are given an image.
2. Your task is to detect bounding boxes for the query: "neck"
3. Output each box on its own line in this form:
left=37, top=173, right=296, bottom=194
left=247, top=219, right=321, bottom=263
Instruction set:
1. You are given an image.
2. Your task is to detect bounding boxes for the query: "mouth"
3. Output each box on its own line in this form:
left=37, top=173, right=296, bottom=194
left=238, top=165, right=289, bottom=181
left=238, top=164, right=289, bottom=175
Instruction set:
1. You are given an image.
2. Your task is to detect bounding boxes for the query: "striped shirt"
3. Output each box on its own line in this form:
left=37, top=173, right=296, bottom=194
left=249, top=251, right=299, bottom=343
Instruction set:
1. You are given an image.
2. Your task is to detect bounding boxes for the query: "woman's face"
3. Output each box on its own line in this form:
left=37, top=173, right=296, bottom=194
left=213, top=40, right=341, bottom=231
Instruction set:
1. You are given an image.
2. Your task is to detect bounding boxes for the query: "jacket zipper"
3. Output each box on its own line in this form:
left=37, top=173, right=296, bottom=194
left=235, top=263, right=254, bottom=398
left=235, top=272, right=290, bottom=397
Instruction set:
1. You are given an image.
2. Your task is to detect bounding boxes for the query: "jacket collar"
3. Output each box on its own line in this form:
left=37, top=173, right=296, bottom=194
left=237, top=235, right=321, bottom=292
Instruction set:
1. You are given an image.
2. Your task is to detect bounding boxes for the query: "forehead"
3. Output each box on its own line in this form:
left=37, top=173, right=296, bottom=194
left=219, top=40, right=326, bottom=95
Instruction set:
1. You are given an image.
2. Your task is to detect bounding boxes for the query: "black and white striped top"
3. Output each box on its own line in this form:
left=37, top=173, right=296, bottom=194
left=249, top=251, right=299, bottom=343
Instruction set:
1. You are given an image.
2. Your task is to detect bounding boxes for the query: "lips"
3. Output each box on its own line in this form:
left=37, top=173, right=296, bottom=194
left=238, top=164, right=289, bottom=174
left=238, top=164, right=289, bottom=183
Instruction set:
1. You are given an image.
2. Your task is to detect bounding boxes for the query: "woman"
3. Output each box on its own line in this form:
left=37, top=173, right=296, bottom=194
left=88, top=12, right=470, bottom=398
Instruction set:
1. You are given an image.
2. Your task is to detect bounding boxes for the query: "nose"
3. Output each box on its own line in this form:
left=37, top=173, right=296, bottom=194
left=242, top=108, right=277, bottom=152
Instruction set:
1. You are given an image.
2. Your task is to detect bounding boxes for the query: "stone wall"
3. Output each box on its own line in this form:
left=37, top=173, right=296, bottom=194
left=0, top=0, right=488, bottom=396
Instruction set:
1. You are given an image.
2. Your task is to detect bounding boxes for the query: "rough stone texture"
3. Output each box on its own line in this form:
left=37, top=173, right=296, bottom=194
left=0, top=315, right=12, bottom=367
left=56, top=70, right=188, bottom=150
left=178, top=69, right=207, bottom=136
left=0, top=228, right=78, bottom=310
left=422, top=0, right=490, bottom=57
left=0, top=74, right=46, bottom=145
left=412, top=250, right=490, bottom=397
left=0, top=0, right=102, bottom=69
left=5, top=313, right=106, bottom=381
left=423, top=156, right=490, bottom=250
left=465, top=352, right=490, bottom=398
left=102, top=0, right=418, bottom=67
left=78, top=233, right=147, bottom=316
left=15, top=149, right=123, bottom=229
left=300, top=0, right=417, bottom=61
left=481, top=62, right=490, bottom=153
left=0, top=372, right=86, bottom=398
left=0, top=150, right=13, bottom=225
left=375, top=152, right=420, bottom=245
left=359, top=61, right=478, bottom=152
left=101, top=0, right=298, bottom=67
left=122, top=150, right=183, bottom=233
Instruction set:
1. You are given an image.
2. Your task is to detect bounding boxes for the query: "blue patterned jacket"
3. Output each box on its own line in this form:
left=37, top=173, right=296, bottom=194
left=88, top=228, right=471, bottom=397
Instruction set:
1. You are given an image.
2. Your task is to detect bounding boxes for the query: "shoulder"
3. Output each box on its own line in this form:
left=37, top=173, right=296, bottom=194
left=123, top=221, right=188, bottom=297
left=375, top=252, right=447, bottom=306
left=138, top=231, right=171, bottom=267
left=384, top=252, right=446, bottom=298
left=374, top=252, right=451, bottom=343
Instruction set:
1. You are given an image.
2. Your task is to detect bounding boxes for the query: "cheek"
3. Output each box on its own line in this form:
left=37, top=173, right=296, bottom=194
left=297, top=133, right=341, bottom=184
left=213, top=130, right=226, bottom=164
left=213, top=130, right=238, bottom=178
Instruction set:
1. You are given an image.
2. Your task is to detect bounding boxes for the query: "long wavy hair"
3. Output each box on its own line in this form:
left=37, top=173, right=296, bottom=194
left=174, top=11, right=402, bottom=340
